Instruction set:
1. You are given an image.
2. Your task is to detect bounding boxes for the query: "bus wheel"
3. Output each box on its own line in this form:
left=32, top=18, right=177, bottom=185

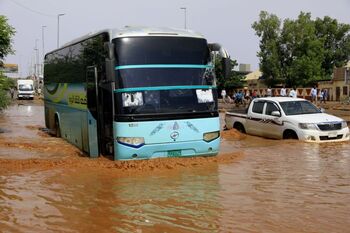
left=54, top=118, right=61, bottom=138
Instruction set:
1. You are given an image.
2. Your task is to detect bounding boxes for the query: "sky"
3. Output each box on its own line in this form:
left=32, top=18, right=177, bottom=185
left=1, top=0, right=350, bottom=77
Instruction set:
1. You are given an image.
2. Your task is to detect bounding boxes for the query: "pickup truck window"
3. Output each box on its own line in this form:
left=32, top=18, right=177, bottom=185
left=280, top=101, right=321, bottom=115
left=252, top=102, right=264, bottom=114
left=265, top=102, right=279, bottom=115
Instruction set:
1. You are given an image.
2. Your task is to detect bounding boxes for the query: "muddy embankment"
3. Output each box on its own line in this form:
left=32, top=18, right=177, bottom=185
left=0, top=123, right=244, bottom=174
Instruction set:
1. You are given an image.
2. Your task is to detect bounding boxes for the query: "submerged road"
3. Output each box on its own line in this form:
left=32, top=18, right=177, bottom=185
left=0, top=102, right=350, bottom=232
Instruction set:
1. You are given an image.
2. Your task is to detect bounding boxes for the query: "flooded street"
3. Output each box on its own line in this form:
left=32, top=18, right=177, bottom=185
left=1, top=102, right=350, bottom=232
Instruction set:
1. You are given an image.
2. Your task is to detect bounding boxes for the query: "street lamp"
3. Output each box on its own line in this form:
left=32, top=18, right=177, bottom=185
left=180, top=7, right=187, bottom=29
left=42, top=25, right=46, bottom=76
left=42, top=26, right=46, bottom=60
left=34, top=39, right=39, bottom=78
left=57, top=13, right=65, bottom=48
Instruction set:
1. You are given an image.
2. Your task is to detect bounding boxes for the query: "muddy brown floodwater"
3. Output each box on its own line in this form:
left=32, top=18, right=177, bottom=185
left=1, top=101, right=350, bottom=232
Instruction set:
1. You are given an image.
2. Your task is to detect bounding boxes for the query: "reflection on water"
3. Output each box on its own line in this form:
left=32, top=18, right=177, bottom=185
left=0, top=104, right=44, bottom=138
left=0, top=166, right=222, bottom=232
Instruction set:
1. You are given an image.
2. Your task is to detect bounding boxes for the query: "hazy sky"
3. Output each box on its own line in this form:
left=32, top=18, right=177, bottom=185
left=1, top=0, right=350, bottom=76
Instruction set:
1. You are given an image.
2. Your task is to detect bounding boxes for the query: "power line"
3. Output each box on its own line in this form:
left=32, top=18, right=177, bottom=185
left=7, top=0, right=56, bottom=17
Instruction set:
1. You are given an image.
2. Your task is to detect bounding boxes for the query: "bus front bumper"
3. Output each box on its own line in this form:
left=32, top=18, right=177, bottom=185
left=114, top=138, right=220, bottom=160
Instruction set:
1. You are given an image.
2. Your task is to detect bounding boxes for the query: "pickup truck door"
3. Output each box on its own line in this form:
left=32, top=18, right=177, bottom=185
left=246, top=101, right=265, bottom=136
left=260, top=102, right=283, bottom=139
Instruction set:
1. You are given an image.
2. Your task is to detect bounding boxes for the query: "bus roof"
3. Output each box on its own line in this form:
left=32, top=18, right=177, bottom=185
left=59, top=26, right=205, bottom=50
left=112, top=26, right=204, bottom=39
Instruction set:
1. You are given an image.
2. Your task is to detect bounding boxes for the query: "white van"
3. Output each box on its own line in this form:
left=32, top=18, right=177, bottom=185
left=17, top=79, right=35, bottom=100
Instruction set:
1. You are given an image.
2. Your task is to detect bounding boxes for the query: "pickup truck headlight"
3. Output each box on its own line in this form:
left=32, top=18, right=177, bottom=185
left=299, top=123, right=318, bottom=130
left=203, top=131, right=220, bottom=142
left=117, top=137, right=145, bottom=148
left=341, top=121, right=348, bottom=129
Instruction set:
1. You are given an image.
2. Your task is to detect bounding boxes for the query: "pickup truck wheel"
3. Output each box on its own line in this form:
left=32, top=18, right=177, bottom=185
left=283, top=130, right=298, bottom=140
left=234, top=123, right=246, bottom=134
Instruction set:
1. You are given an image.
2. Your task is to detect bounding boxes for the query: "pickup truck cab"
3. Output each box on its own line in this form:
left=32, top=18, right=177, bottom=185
left=225, top=97, right=350, bottom=142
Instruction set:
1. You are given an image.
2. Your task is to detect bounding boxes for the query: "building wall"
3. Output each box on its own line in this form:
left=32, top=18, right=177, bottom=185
left=318, top=66, right=350, bottom=101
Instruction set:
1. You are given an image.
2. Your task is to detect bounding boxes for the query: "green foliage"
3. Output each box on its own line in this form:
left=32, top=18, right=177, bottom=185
left=252, top=11, right=350, bottom=87
left=0, top=15, right=16, bottom=65
left=215, top=58, right=244, bottom=90
left=252, top=11, right=283, bottom=87
left=0, top=89, right=10, bottom=110
left=0, top=72, right=12, bottom=110
left=0, top=16, right=16, bottom=110
left=281, top=12, right=324, bottom=87
left=315, top=16, right=350, bottom=77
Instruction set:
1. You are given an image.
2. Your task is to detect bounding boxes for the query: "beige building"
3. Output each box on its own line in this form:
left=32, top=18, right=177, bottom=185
left=318, top=61, right=350, bottom=101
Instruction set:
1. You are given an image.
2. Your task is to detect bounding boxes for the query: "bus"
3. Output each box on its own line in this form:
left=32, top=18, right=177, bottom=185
left=44, top=27, right=231, bottom=160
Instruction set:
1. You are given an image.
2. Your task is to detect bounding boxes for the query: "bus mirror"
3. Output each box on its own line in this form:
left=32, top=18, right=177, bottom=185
left=222, top=58, right=231, bottom=79
left=208, top=43, right=231, bottom=79
left=208, top=43, right=230, bottom=59
left=104, top=42, right=115, bottom=59
left=105, top=58, right=115, bottom=82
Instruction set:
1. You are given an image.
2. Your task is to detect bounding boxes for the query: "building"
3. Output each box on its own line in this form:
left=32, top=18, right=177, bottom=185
left=0, top=63, right=19, bottom=79
left=318, top=61, right=350, bottom=101
left=245, top=70, right=264, bottom=89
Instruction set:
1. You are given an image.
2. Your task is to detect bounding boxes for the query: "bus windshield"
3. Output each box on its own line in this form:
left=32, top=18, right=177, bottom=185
left=113, top=37, right=217, bottom=118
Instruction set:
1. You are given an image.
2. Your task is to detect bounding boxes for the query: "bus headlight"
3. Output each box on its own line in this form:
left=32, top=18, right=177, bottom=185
left=117, top=137, right=145, bottom=148
left=299, top=123, right=318, bottom=130
left=203, top=131, right=220, bottom=142
left=341, top=121, right=348, bottom=129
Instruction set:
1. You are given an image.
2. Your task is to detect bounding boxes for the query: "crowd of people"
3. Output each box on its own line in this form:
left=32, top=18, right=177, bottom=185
left=221, top=86, right=329, bottom=106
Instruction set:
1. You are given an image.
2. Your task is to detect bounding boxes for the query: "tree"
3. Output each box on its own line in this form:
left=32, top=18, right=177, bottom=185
left=215, top=58, right=244, bottom=90
left=0, top=15, right=16, bottom=110
left=281, top=12, right=324, bottom=87
left=0, top=16, right=15, bottom=66
left=252, top=11, right=283, bottom=87
left=252, top=11, right=350, bottom=87
left=315, top=16, right=350, bottom=77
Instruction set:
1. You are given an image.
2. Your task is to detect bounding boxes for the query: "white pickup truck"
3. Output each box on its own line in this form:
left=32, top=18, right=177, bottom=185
left=225, top=97, right=350, bottom=142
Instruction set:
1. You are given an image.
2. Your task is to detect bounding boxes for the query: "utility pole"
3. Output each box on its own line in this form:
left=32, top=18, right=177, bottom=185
left=57, top=13, right=65, bottom=48
left=180, top=7, right=187, bottom=29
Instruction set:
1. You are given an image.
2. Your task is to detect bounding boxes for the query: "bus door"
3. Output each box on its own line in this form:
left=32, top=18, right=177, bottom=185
left=85, top=66, right=100, bottom=157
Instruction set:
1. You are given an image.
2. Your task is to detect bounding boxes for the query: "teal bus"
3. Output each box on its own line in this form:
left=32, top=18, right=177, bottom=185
left=44, top=27, right=230, bottom=160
